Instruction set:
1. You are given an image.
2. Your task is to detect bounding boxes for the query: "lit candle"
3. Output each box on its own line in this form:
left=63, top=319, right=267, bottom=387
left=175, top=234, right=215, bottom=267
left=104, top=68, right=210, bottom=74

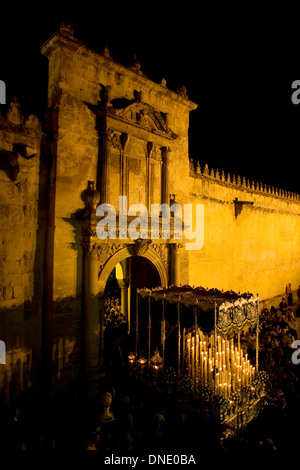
left=223, top=370, right=227, bottom=397
left=195, top=334, right=198, bottom=385
left=183, top=328, right=186, bottom=366
left=238, top=377, right=241, bottom=390
left=209, top=359, right=213, bottom=388
left=192, top=337, right=195, bottom=381
left=187, top=337, right=191, bottom=377
left=228, top=372, right=232, bottom=397
left=218, top=336, right=221, bottom=353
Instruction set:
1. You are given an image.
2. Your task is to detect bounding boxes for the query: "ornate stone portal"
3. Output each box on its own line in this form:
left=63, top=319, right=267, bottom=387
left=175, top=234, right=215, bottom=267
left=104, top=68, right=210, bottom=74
left=73, top=54, right=192, bottom=387
left=80, top=179, right=180, bottom=382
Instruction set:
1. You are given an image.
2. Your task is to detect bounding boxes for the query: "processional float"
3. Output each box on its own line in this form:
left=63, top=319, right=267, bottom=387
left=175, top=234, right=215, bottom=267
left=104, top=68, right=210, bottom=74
left=132, top=285, right=260, bottom=400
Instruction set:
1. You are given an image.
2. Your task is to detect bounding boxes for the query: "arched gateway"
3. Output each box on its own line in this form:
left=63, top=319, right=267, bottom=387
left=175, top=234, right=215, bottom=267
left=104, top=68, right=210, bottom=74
left=98, top=244, right=168, bottom=291
left=81, top=186, right=178, bottom=387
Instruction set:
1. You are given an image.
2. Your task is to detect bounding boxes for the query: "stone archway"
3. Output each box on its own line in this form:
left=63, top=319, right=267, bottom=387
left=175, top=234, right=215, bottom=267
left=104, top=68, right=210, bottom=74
left=97, top=244, right=168, bottom=294
left=82, top=237, right=182, bottom=394
left=98, top=243, right=168, bottom=349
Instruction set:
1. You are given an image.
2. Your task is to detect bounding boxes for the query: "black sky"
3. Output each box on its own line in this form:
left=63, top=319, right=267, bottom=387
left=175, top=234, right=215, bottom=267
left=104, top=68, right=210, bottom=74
left=0, top=6, right=299, bottom=194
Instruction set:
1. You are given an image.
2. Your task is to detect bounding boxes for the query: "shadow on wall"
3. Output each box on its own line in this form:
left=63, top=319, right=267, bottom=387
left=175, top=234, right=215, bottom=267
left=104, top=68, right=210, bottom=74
left=0, top=295, right=83, bottom=411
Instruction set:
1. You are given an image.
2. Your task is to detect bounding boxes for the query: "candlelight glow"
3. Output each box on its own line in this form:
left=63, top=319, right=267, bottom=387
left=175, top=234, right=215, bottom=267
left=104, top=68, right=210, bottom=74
left=184, top=331, right=256, bottom=398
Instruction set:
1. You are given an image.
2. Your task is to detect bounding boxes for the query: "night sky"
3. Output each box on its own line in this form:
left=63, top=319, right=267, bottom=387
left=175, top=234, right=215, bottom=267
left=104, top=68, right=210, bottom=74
left=1, top=6, right=299, bottom=194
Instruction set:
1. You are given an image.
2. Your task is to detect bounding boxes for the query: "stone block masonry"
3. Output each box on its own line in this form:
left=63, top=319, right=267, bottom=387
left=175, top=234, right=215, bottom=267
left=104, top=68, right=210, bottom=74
left=0, top=21, right=299, bottom=404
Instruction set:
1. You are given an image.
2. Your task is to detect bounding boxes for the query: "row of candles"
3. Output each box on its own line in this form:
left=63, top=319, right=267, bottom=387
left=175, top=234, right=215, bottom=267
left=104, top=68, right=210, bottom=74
left=184, top=329, right=257, bottom=398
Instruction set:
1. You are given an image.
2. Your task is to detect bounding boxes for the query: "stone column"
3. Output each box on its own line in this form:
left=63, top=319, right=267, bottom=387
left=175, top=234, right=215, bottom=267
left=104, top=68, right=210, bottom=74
left=83, top=243, right=100, bottom=383
left=161, top=146, right=172, bottom=205
left=171, top=243, right=182, bottom=286
left=146, top=142, right=154, bottom=211
left=119, top=278, right=129, bottom=320
left=120, top=133, right=129, bottom=199
left=102, top=128, right=114, bottom=203
left=81, top=181, right=101, bottom=390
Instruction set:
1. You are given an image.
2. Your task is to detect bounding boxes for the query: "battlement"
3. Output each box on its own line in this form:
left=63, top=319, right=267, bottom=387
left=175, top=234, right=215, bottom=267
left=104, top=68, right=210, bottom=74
left=189, top=159, right=300, bottom=202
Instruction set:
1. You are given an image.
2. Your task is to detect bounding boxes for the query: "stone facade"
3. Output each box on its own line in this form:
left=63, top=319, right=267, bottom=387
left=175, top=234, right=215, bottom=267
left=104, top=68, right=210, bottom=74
left=0, top=22, right=299, bottom=404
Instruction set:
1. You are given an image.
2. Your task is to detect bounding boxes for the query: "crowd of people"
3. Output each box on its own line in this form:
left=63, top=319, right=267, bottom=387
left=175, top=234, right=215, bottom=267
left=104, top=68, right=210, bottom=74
left=86, top=290, right=300, bottom=452
left=103, top=297, right=127, bottom=330
left=228, top=293, right=300, bottom=450
left=2, top=292, right=300, bottom=452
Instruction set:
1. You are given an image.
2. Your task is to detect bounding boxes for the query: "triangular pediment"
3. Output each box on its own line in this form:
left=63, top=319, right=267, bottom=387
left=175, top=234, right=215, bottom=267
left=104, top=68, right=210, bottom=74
left=110, top=101, right=178, bottom=139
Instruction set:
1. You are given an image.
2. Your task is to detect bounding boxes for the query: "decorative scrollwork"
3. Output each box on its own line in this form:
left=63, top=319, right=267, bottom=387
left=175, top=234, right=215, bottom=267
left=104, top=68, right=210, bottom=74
left=149, top=242, right=169, bottom=268
left=217, top=309, right=232, bottom=332
left=232, top=306, right=246, bottom=328
left=245, top=303, right=258, bottom=323
left=133, top=239, right=151, bottom=256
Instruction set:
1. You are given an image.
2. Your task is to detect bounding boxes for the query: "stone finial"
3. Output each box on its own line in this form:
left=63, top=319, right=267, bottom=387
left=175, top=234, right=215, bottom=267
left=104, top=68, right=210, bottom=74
left=60, top=21, right=75, bottom=37
left=99, top=392, right=114, bottom=423
left=82, top=180, right=100, bottom=214
left=177, top=85, right=188, bottom=99
left=6, top=96, right=23, bottom=125
left=132, top=53, right=141, bottom=72
left=161, top=78, right=167, bottom=87
left=221, top=171, right=226, bottom=182
left=215, top=169, right=220, bottom=180
left=103, top=46, right=110, bottom=58
left=196, top=161, right=201, bottom=174
left=204, top=164, right=209, bottom=175
left=100, top=85, right=112, bottom=106
left=24, top=115, right=41, bottom=132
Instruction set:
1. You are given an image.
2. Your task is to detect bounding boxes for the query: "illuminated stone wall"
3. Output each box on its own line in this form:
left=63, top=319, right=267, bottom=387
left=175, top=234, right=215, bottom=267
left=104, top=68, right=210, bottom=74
left=40, top=23, right=196, bottom=395
left=0, top=22, right=299, bottom=403
left=187, top=163, right=300, bottom=303
left=0, top=102, right=44, bottom=401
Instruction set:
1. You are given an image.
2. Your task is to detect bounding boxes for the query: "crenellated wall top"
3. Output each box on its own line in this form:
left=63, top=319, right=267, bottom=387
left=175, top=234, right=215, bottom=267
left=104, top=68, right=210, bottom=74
left=189, top=159, right=300, bottom=202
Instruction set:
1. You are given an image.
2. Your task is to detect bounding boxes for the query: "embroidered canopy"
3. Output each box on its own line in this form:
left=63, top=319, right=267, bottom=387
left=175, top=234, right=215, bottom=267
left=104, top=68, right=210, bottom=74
left=137, top=285, right=259, bottom=335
